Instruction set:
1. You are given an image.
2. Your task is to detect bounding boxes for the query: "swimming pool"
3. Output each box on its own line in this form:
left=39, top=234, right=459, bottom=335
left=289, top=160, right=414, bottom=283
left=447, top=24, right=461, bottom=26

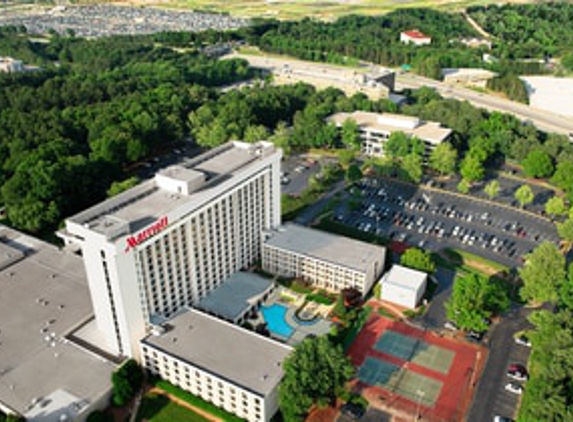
left=261, top=304, right=294, bottom=338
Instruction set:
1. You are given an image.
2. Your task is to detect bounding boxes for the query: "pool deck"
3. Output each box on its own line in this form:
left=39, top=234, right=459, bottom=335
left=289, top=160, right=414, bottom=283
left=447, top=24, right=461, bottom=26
left=258, top=288, right=332, bottom=345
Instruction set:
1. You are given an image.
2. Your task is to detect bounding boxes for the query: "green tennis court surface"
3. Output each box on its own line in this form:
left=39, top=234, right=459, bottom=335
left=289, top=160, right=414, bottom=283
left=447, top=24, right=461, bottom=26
left=358, top=357, right=442, bottom=406
left=374, top=330, right=454, bottom=374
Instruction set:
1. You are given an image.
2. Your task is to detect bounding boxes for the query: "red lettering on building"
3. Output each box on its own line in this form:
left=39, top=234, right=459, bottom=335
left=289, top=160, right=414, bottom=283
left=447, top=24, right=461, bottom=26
left=124, top=216, right=168, bottom=252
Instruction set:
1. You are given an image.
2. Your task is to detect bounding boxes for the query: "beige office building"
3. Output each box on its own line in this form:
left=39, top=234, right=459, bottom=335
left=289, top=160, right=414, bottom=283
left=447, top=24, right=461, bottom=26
left=262, top=223, right=386, bottom=296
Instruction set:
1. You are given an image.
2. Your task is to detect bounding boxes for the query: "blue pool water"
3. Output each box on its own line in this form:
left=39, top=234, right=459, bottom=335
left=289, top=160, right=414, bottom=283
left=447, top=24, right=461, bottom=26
left=261, top=304, right=294, bottom=338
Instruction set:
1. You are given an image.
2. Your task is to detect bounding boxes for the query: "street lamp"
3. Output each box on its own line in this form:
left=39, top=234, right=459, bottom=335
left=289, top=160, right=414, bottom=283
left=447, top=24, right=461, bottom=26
left=415, top=389, right=425, bottom=421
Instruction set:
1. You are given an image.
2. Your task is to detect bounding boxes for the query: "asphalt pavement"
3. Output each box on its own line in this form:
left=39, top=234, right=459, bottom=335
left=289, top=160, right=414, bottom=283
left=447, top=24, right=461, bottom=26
left=415, top=267, right=457, bottom=330
left=467, top=305, right=534, bottom=422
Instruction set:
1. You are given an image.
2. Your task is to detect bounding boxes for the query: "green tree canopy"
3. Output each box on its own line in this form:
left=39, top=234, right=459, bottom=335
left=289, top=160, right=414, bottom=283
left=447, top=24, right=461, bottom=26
left=522, top=149, right=554, bottom=178
left=545, top=196, right=568, bottom=217
left=345, top=163, right=363, bottom=184
left=112, top=359, right=143, bottom=407
left=341, top=118, right=361, bottom=150
left=457, top=179, right=471, bottom=194
left=519, top=241, right=566, bottom=304
left=557, top=218, right=573, bottom=244
left=429, top=142, right=457, bottom=176
left=551, top=162, right=573, bottom=195
left=400, top=248, right=436, bottom=273
left=400, top=153, right=423, bottom=183
left=460, top=155, right=485, bottom=183
left=384, top=131, right=411, bottom=159
left=514, top=184, right=535, bottom=208
left=445, top=273, right=510, bottom=332
left=107, top=177, right=139, bottom=198
left=279, top=336, right=354, bottom=421
left=484, top=180, right=500, bottom=200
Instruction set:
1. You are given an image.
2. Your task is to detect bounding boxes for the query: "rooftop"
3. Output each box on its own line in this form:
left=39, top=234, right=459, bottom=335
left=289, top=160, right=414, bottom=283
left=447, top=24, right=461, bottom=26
left=142, top=309, right=292, bottom=396
left=197, top=272, right=274, bottom=321
left=0, top=225, right=115, bottom=418
left=382, top=264, right=428, bottom=291
left=264, top=223, right=386, bottom=273
left=402, top=29, right=430, bottom=39
left=66, top=141, right=278, bottom=238
left=328, top=111, right=452, bottom=145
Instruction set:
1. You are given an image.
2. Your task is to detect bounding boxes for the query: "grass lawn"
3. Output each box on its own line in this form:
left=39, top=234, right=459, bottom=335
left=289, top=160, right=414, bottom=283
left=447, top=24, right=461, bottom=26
left=137, top=393, right=210, bottom=422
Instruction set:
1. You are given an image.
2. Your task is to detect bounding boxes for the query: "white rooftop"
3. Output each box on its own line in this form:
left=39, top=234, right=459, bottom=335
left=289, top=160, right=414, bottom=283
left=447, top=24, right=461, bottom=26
left=382, top=264, right=428, bottom=291
left=66, top=141, right=278, bottom=238
left=264, top=223, right=386, bottom=273
left=0, top=225, right=115, bottom=417
left=328, top=111, right=452, bottom=145
left=141, top=309, right=292, bottom=396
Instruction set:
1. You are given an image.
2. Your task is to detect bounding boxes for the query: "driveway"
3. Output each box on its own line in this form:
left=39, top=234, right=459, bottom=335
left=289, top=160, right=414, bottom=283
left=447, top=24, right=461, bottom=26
left=467, top=305, right=534, bottom=422
left=415, top=267, right=457, bottom=330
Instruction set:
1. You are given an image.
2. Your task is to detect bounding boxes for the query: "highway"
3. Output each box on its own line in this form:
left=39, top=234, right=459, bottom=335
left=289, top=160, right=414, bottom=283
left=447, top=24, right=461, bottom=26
left=397, top=73, right=573, bottom=136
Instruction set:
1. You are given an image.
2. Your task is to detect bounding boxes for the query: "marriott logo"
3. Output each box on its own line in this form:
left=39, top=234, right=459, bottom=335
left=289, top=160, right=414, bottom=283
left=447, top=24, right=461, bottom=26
left=124, top=216, right=168, bottom=252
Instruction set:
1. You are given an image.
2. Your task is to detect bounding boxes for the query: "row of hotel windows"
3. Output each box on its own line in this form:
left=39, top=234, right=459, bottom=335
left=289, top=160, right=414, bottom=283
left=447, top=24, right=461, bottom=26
left=143, top=351, right=263, bottom=420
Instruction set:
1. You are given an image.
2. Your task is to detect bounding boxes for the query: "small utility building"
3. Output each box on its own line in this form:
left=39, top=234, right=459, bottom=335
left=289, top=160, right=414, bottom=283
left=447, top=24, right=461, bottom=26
left=379, top=265, right=427, bottom=309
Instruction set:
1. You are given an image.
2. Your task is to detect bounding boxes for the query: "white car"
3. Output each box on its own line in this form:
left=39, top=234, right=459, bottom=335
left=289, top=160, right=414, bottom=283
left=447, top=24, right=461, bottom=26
left=515, top=335, right=532, bottom=347
left=505, top=383, right=523, bottom=395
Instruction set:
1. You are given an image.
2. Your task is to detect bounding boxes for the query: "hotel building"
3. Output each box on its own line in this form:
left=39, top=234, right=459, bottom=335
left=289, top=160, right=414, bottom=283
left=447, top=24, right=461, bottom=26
left=61, top=141, right=282, bottom=358
left=262, top=223, right=387, bottom=296
left=328, top=111, right=452, bottom=159
left=141, top=309, right=291, bottom=422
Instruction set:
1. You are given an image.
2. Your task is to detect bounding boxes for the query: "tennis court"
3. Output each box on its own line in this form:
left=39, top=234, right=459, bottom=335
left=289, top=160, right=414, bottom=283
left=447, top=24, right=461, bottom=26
left=358, top=357, right=442, bottom=406
left=374, top=330, right=454, bottom=374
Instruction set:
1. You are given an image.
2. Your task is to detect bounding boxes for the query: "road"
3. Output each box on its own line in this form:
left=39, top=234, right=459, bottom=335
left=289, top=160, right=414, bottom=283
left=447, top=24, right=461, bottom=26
left=397, top=73, right=573, bottom=136
left=467, top=305, right=533, bottom=422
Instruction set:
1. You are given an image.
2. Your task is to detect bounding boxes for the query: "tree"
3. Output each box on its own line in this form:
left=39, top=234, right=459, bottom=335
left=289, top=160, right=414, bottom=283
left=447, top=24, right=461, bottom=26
left=557, top=218, right=573, bottom=245
left=484, top=180, right=500, bottom=200
left=400, top=153, right=423, bottom=183
left=522, top=149, right=554, bottom=178
left=269, top=121, right=291, bottom=156
left=514, top=184, right=535, bottom=208
left=107, top=177, right=139, bottom=197
left=545, top=196, right=568, bottom=217
left=279, top=336, right=353, bottom=421
left=400, top=248, right=436, bottom=273
left=457, top=179, right=471, bottom=194
left=445, top=273, right=510, bottom=332
left=384, top=131, right=411, bottom=159
left=341, top=118, right=360, bottom=150
left=460, top=155, right=485, bottom=183
left=345, top=164, right=362, bottom=184
left=243, top=124, right=269, bottom=143
left=519, top=241, right=566, bottom=304
left=112, top=359, right=143, bottom=406
left=551, top=161, right=573, bottom=194
left=337, top=149, right=355, bottom=168
left=429, top=142, right=457, bottom=176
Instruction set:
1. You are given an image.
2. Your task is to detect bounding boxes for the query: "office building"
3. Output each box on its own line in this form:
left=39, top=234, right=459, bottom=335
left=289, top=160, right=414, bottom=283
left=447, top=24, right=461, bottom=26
left=140, top=309, right=292, bottom=422
left=0, top=225, right=116, bottom=420
left=61, top=141, right=282, bottom=357
left=328, top=111, right=452, bottom=158
left=262, top=223, right=386, bottom=296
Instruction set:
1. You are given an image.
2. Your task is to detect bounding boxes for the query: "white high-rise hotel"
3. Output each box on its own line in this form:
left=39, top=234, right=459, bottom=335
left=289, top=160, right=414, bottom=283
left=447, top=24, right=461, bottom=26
left=62, top=141, right=282, bottom=357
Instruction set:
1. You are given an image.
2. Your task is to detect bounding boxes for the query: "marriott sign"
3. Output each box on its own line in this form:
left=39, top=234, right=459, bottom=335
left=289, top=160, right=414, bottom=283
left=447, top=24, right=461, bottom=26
left=124, top=216, right=168, bottom=252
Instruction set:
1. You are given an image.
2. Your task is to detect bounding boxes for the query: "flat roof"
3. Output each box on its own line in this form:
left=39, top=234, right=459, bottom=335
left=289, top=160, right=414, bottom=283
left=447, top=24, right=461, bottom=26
left=328, top=111, right=452, bottom=145
left=67, top=141, right=278, bottom=237
left=142, top=309, right=292, bottom=396
left=264, top=223, right=386, bottom=273
left=383, top=264, right=427, bottom=291
left=198, top=272, right=273, bottom=321
left=0, top=225, right=115, bottom=418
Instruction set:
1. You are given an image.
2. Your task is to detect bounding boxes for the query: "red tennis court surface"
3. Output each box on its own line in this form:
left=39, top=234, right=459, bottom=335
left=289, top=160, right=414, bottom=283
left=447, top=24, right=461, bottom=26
left=347, top=314, right=486, bottom=421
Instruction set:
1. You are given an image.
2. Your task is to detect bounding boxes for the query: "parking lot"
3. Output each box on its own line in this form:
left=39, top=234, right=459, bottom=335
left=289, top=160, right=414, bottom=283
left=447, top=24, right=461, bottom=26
left=333, top=177, right=559, bottom=267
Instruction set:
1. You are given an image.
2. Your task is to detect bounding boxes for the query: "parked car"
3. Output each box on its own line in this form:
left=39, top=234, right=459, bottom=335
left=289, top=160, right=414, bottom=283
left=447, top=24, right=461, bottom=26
left=507, top=364, right=528, bottom=381
left=493, top=416, right=513, bottom=422
left=504, top=382, right=524, bottom=395
left=515, top=335, right=532, bottom=347
left=444, top=321, right=458, bottom=331
left=466, top=330, right=484, bottom=342
left=340, top=403, right=365, bottom=420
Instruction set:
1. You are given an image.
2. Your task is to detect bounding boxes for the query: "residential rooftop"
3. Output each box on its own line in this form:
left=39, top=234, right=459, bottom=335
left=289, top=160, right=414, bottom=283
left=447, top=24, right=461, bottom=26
left=328, top=111, right=452, bottom=145
left=65, top=141, right=278, bottom=239
left=141, top=309, right=292, bottom=396
left=383, top=264, right=428, bottom=291
left=197, top=272, right=274, bottom=321
left=0, top=225, right=115, bottom=419
left=264, top=223, right=387, bottom=273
